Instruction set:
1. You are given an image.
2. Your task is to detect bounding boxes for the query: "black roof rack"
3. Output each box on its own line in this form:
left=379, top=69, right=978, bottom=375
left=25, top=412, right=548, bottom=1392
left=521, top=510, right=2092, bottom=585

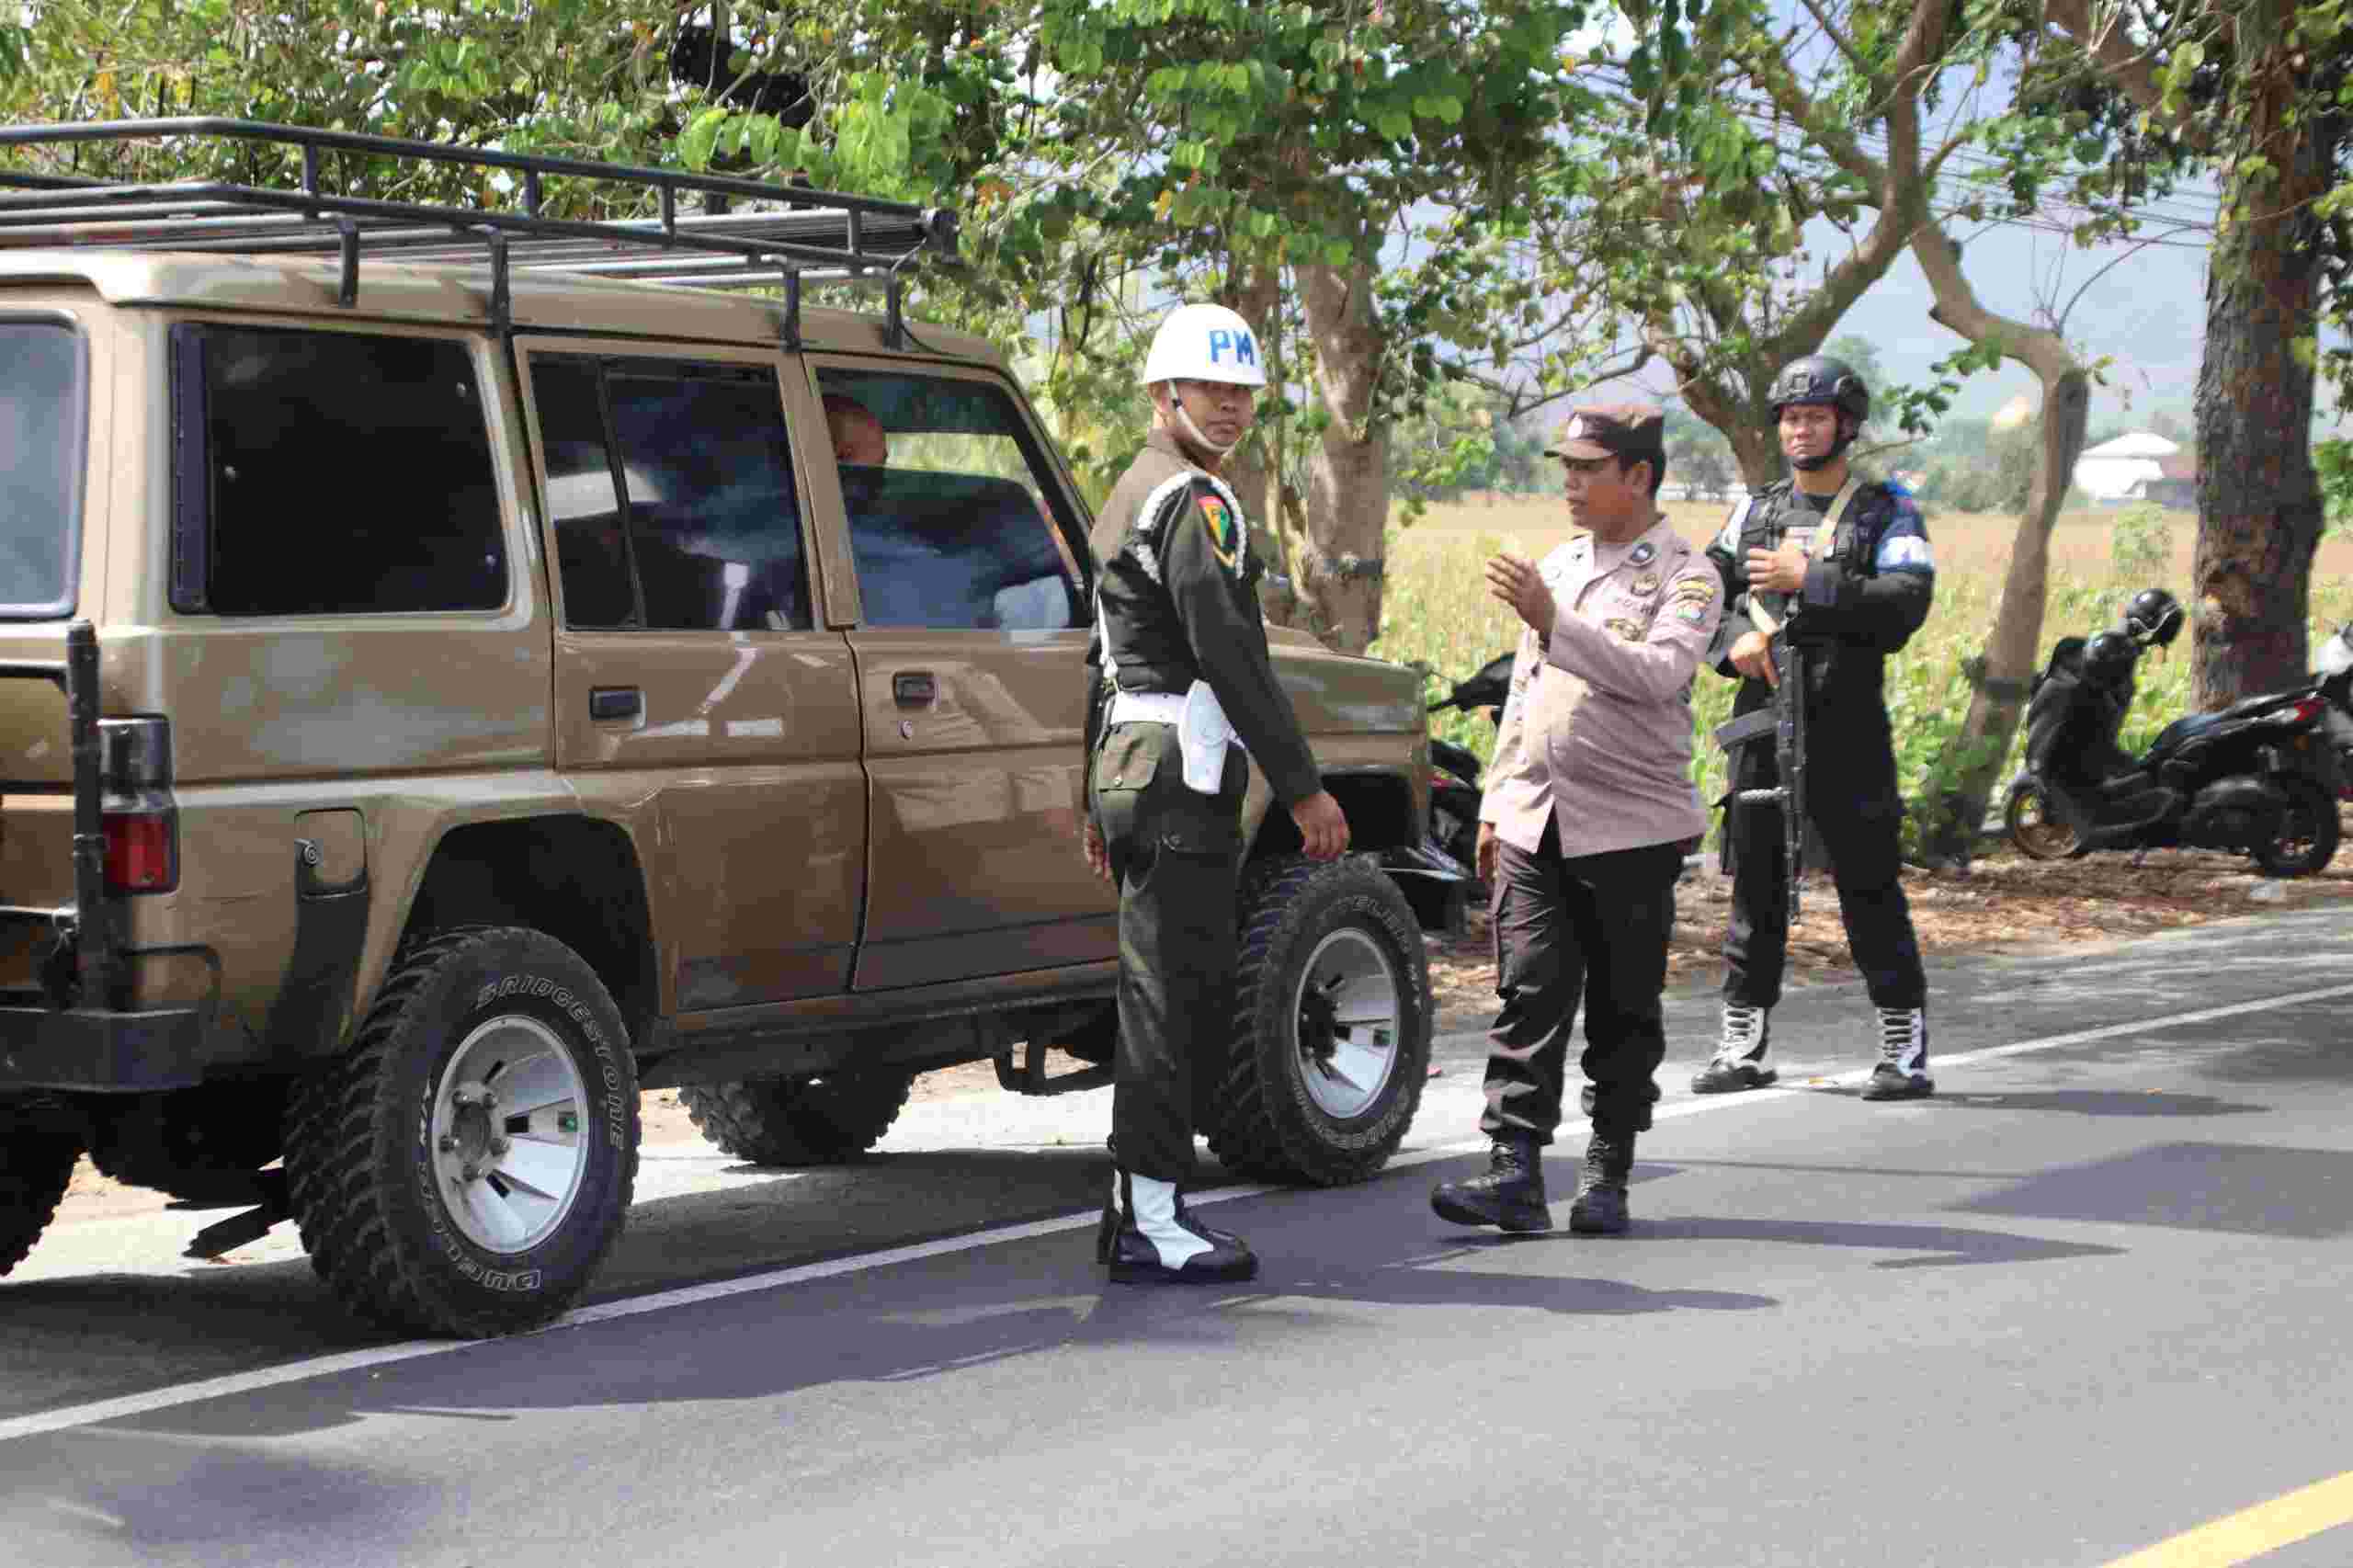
left=0, top=117, right=960, bottom=346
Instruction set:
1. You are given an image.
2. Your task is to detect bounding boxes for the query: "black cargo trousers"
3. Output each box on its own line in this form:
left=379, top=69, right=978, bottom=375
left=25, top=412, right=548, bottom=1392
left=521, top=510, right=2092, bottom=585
left=1722, top=700, right=1926, bottom=1012
left=1088, top=716, right=1249, bottom=1185
left=1481, top=820, right=1682, bottom=1145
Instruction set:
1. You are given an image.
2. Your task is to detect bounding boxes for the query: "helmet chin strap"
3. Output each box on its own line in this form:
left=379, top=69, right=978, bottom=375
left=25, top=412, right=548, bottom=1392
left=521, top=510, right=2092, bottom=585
left=1171, top=402, right=1239, bottom=459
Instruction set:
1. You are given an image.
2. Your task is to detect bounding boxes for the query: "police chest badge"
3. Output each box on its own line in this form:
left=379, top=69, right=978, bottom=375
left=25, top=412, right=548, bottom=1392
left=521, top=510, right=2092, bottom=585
left=1603, top=617, right=1645, bottom=642
left=1199, top=494, right=1241, bottom=573
left=1631, top=571, right=1660, bottom=597
left=1628, top=540, right=1657, bottom=567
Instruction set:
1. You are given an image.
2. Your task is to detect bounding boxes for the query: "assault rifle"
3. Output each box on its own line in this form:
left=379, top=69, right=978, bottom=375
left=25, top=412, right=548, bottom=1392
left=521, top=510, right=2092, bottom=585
left=1712, top=626, right=1807, bottom=920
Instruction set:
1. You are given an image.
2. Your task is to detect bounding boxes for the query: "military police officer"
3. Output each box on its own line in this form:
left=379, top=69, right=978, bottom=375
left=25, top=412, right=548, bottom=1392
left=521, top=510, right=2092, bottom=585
left=1693, top=355, right=1937, bottom=1101
left=1083, top=302, right=1350, bottom=1284
left=1428, top=403, right=1721, bottom=1237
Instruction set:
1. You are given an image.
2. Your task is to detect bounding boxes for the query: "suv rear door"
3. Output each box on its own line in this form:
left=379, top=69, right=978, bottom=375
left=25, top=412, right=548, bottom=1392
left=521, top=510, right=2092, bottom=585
left=520, top=341, right=865, bottom=1011
left=801, top=358, right=1110, bottom=991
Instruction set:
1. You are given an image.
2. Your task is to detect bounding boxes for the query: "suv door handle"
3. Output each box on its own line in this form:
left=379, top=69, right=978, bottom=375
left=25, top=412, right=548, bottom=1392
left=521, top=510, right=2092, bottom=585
left=892, top=671, right=938, bottom=706
left=590, top=686, right=642, bottom=721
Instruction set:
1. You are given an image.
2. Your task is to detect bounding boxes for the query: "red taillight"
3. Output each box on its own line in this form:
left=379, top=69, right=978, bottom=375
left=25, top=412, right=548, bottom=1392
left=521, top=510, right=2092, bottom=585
left=104, top=809, right=177, bottom=893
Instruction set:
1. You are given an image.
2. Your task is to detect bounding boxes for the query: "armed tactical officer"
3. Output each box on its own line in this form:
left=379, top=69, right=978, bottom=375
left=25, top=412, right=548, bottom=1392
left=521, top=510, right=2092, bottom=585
left=1694, top=355, right=1937, bottom=1100
left=1428, top=403, right=1721, bottom=1237
left=1083, top=303, right=1350, bottom=1284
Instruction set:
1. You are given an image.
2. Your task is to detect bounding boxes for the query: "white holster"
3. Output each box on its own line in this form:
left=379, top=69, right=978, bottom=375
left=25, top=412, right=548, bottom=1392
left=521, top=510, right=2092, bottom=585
left=1177, top=679, right=1242, bottom=794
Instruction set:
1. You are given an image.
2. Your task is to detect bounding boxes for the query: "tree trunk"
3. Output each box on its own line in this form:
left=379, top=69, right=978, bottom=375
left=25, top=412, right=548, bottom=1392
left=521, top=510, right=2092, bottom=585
left=1927, top=372, right=2090, bottom=856
left=1908, top=225, right=2092, bottom=862
left=1212, top=263, right=1296, bottom=627
left=1295, top=255, right=1390, bottom=653
left=2192, top=11, right=2329, bottom=706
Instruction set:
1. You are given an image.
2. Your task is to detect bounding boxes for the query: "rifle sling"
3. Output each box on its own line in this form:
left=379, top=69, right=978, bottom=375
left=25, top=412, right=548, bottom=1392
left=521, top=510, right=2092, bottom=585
left=1745, top=475, right=1858, bottom=640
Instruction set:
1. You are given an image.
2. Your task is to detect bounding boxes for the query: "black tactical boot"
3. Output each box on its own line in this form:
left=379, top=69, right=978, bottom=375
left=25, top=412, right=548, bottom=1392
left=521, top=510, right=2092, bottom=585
left=1567, top=1130, right=1634, bottom=1235
left=1429, top=1135, right=1552, bottom=1233
left=1101, top=1170, right=1258, bottom=1284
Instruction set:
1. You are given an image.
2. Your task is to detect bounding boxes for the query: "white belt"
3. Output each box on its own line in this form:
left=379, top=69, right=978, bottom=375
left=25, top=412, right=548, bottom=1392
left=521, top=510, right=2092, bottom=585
left=1108, top=681, right=1246, bottom=792
left=1108, top=690, right=1190, bottom=726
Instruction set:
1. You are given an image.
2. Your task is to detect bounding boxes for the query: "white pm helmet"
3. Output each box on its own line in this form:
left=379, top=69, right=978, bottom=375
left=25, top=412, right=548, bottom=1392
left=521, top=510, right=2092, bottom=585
left=1140, top=303, right=1267, bottom=388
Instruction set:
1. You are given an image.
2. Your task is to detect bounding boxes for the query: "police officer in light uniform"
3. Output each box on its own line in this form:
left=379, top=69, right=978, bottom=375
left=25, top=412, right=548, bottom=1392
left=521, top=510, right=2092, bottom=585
left=1693, top=355, right=1937, bottom=1100
left=1427, top=403, right=1721, bottom=1237
left=1082, top=302, right=1351, bottom=1284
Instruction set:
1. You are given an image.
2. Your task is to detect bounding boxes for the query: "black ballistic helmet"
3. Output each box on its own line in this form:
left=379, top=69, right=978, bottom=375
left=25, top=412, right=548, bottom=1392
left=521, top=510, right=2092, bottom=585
left=1768, top=355, right=1871, bottom=423
left=2123, top=587, right=2184, bottom=649
left=2083, top=630, right=2139, bottom=685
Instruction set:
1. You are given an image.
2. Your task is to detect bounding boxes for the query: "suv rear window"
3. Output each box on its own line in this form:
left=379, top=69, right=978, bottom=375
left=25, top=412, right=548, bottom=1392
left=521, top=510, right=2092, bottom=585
left=174, top=325, right=507, bottom=616
left=0, top=320, right=86, bottom=619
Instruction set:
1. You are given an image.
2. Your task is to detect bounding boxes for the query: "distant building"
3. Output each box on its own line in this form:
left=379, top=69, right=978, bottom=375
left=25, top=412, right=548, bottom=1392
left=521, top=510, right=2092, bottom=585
left=2074, top=432, right=2181, bottom=501
left=2135, top=452, right=2199, bottom=510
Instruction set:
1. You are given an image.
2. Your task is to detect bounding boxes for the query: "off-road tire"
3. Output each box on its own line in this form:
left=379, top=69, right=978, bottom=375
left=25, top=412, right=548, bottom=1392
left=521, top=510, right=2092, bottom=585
left=0, top=1105, right=79, bottom=1278
left=2253, top=775, right=2342, bottom=878
left=1207, top=855, right=1432, bottom=1186
left=678, top=1071, right=914, bottom=1165
left=2005, top=775, right=2081, bottom=861
left=283, top=926, right=639, bottom=1337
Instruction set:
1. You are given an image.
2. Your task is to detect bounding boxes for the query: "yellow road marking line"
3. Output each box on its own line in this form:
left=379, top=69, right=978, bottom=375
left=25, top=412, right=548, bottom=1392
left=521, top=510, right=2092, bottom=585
left=2105, top=1471, right=2353, bottom=1567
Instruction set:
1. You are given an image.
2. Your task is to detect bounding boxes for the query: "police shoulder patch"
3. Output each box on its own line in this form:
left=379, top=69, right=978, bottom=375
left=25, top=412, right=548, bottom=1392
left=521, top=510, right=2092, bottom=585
left=1197, top=490, right=1237, bottom=567
left=1676, top=602, right=1711, bottom=626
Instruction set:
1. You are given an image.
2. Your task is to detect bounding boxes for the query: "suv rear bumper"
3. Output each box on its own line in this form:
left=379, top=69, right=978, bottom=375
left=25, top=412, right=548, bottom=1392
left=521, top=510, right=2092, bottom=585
left=0, top=1003, right=207, bottom=1092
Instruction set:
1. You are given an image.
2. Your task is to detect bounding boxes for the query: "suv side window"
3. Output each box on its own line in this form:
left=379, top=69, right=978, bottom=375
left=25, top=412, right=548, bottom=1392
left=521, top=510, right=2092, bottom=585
left=177, top=325, right=506, bottom=616
left=531, top=354, right=810, bottom=632
left=818, top=369, right=1085, bottom=631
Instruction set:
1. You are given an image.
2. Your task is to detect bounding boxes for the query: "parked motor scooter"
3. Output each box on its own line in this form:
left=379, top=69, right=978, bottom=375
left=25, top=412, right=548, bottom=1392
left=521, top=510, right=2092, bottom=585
left=2005, top=593, right=2344, bottom=875
left=1424, top=650, right=1514, bottom=879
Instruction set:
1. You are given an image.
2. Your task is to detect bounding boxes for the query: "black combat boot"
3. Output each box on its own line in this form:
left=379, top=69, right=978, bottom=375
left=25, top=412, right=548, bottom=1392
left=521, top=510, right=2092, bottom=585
left=1567, top=1129, right=1634, bottom=1235
left=1429, top=1135, right=1552, bottom=1233
left=1100, top=1169, right=1258, bottom=1284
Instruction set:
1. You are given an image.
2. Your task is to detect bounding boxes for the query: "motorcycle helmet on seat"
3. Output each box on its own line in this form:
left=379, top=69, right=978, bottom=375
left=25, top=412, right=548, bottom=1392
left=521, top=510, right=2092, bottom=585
left=2122, top=587, right=2184, bottom=648
left=2083, top=630, right=2139, bottom=686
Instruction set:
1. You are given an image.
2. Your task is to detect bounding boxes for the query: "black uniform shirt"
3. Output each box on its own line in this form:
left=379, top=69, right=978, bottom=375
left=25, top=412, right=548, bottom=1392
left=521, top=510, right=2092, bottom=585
left=1086, top=428, right=1321, bottom=804
left=1705, top=475, right=1936, bottom=716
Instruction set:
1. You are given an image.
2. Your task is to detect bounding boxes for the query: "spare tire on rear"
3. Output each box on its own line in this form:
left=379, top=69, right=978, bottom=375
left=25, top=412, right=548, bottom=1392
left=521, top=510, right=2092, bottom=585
left=1207, top=855, right=1432, bottom=1186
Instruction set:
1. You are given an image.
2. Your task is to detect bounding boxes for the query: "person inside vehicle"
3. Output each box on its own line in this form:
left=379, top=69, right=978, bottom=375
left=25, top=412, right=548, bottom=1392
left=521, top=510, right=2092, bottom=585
left=824, top=392, right=890, bottom=467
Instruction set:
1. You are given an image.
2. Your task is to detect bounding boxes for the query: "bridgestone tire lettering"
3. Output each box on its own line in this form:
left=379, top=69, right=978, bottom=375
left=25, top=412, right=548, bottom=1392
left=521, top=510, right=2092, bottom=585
left=284, top=926, right=639, bottom=1338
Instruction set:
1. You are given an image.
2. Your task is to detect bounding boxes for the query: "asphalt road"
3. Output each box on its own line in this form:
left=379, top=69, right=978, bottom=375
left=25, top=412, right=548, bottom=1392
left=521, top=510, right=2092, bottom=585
left=5, top=905, right=2352, bottom=1568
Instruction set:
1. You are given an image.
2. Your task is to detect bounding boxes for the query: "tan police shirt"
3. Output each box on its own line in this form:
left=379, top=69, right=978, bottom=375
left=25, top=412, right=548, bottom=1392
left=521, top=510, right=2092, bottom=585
left=1480, top=514, right=1723, bottom=858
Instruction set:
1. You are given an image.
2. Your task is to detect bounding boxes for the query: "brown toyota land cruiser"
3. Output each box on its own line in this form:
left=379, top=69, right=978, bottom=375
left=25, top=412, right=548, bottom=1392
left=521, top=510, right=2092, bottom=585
left=0, top=119, right=1459, bottom=1336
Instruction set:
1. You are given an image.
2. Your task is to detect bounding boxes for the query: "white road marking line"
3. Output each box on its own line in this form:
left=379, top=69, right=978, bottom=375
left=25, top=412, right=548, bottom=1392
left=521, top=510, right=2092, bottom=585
left=6, top=980, right=2349, bottom=1448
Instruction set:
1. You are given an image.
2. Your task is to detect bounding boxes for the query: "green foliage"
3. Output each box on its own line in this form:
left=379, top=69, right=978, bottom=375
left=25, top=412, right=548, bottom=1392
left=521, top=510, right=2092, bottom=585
left=2109, top=502, right=2174, bottom=576
left=2314, top=437, right=2353, bottom=540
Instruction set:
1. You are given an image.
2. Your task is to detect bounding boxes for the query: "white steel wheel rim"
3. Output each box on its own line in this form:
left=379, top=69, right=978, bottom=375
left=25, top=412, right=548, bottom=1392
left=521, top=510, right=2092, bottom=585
left=429, top=1014, right=590, bottom=1256
left=1291, top=926, right=1403, bottom=1119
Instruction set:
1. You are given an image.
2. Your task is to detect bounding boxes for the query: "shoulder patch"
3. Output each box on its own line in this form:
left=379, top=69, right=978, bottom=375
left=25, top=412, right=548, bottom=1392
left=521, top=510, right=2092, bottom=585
left=1198, top=491, right=1237, bottom=568
left=1875, top=533, right=1935, bottom=573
